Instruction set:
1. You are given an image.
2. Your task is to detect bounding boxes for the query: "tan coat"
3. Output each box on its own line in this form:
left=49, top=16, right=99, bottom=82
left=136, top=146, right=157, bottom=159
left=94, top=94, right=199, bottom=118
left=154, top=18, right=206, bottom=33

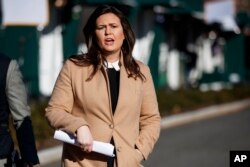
left=45, top=58, right=161, bottom=167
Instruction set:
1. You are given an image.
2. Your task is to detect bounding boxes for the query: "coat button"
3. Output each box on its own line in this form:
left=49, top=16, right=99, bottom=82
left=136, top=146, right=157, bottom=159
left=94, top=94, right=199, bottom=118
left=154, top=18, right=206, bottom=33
left=116, top=146, right=122, bottom=152
left=109, top=124, right=114, bottom=129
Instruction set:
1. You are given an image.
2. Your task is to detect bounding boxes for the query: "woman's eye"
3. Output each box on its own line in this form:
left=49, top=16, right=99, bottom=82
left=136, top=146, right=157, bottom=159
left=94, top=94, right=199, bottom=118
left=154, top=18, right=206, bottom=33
left=96, top=26, right=104, bottom=30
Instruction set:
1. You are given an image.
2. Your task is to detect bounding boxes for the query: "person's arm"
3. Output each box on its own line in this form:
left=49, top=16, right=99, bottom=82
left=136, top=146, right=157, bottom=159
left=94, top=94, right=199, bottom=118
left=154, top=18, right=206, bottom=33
left=6, top=60, right=30, bottom=128
left=45, top=60, right=91, bottom=132
left=135, top=65, right=161, bottom=160
left=45, top=60, right=93, bottom=152
left=6, top=60, right=40, bottom=166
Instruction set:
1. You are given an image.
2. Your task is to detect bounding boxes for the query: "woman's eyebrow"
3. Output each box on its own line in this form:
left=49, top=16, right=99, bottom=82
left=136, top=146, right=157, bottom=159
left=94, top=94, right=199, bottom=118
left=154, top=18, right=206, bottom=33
left=97, top=22, right=118, bottom=26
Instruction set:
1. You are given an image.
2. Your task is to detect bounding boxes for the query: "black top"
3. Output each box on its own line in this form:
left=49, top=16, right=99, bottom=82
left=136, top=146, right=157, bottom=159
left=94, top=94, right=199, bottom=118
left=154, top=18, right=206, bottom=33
left=0, top=54, right=11, bottom=126
left=107, top=68, right=120, bottom=113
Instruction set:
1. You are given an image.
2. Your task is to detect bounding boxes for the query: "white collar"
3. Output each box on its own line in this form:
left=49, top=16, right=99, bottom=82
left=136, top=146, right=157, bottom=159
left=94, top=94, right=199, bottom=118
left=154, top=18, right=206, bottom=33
left=104, top=60, right=120, bottom=71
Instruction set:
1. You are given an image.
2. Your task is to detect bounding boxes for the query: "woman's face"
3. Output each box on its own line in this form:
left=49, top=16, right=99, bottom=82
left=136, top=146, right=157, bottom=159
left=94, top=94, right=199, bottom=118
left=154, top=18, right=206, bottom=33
left=95, top=13, right=125, bottom=55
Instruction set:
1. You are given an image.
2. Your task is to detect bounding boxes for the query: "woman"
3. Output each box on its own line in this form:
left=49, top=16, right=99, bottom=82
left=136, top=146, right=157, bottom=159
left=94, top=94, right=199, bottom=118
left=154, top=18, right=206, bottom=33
left=45, top=5, right=161, bottom=167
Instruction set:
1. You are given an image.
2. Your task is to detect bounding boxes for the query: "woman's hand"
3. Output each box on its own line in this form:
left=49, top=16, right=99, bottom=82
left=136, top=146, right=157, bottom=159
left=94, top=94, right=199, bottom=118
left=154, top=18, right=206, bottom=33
left=76, top=125, right=93, bottom=153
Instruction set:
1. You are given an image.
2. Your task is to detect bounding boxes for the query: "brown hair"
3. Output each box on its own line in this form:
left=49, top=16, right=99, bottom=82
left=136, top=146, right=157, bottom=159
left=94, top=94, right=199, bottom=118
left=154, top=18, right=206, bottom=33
left=70, top=5, right=145, bottom=81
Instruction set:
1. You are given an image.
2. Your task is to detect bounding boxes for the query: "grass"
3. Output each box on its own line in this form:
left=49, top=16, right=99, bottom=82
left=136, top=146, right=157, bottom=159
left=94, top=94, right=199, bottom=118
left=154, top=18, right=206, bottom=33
left=27, top=83, right=250, bottom=150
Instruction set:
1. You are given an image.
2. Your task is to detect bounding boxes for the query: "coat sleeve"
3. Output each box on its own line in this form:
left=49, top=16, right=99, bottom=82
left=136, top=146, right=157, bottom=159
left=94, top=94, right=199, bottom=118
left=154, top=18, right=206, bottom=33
left=45, top=60, right=88, bottom=134
left=6, top=60, right=30, bottom=128
left=135, top=65, right=161, bottom=160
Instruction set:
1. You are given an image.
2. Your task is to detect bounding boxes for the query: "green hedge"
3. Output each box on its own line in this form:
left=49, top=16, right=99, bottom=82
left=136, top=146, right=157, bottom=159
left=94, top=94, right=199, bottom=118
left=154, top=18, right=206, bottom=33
left=157, top=84, right=250, bottom=116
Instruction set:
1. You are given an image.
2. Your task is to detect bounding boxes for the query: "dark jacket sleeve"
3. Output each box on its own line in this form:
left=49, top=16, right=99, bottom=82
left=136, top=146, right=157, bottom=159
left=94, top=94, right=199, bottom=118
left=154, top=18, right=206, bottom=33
left=16, top=116, right=40, bottom=165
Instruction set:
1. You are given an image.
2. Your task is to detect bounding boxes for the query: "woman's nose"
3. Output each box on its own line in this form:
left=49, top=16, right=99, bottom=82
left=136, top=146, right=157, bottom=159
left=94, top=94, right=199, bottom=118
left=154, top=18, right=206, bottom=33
left=105, top=27, right=111, bottom=35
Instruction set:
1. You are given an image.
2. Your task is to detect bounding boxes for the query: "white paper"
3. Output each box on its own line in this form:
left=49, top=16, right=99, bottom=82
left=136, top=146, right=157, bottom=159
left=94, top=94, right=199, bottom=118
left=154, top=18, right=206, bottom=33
left=54, top=130, right=115, bottom=157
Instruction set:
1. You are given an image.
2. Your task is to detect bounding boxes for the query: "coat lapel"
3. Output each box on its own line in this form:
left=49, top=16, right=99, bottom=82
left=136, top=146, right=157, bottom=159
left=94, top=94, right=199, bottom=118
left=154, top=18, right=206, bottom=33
left=113, top=57, right=139, bottom=121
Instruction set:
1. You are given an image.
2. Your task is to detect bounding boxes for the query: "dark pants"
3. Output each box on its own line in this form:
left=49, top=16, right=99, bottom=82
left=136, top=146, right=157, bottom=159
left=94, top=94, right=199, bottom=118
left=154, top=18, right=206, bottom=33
left=107, top=156, right=115, bottom=167
left=107, top=138, right=116, bottom=167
